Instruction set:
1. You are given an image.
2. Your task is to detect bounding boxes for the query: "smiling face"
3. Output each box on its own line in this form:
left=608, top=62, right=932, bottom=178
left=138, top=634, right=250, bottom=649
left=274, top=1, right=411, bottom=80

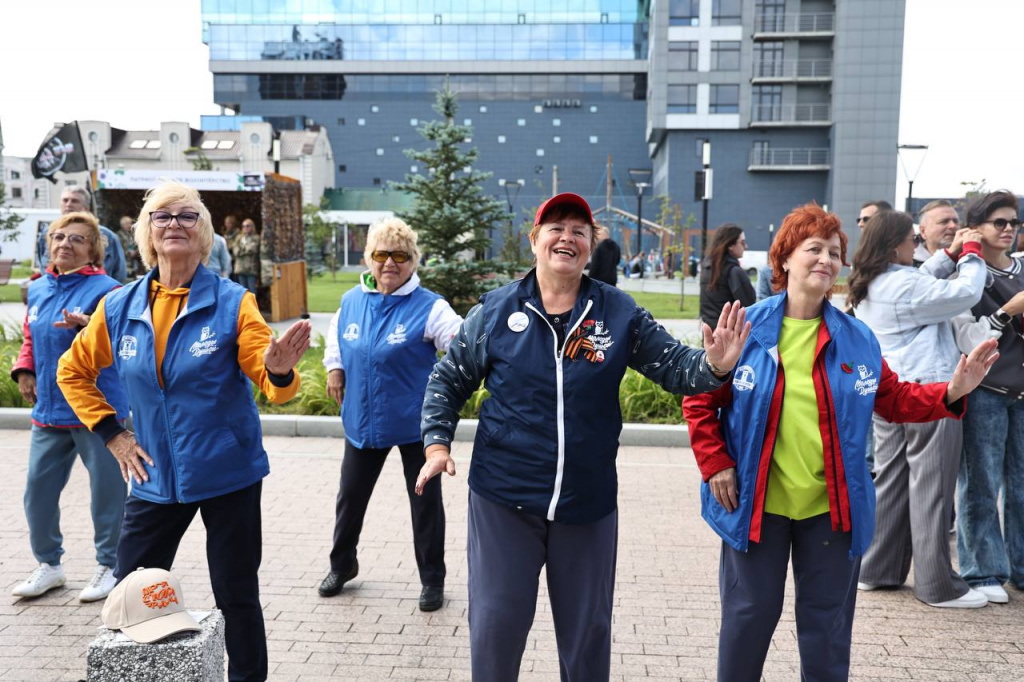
left=150, top=201, right=202, bottom=263
left=531, top=216, right=594, bottom=280
left=784, top=234, right=843, bottom=299
left=49, top=221, right=95, bottom=273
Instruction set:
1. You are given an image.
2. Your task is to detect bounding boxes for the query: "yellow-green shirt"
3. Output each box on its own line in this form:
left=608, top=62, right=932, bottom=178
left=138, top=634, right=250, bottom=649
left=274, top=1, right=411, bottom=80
left=764, top=316, right=829, bottom=519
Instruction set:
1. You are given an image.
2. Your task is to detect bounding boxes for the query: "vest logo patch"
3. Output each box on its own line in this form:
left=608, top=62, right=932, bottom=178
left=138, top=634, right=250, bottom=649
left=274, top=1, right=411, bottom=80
left=141, top=581, right=179, bottom=610
left=27, top=305, right=38, bottom=323
left=387, top=323, right=407, bottom=345
left=189, top=327, right=219, bottom=357
left=118, top=335, right=138, bottom=360
left=565, top=319, right=612, bottom=363
left=855, top=364, right=877, bottom=396
left=733, top=365, right=756, bottom=391
left=342, top=323, right=359, bottom=341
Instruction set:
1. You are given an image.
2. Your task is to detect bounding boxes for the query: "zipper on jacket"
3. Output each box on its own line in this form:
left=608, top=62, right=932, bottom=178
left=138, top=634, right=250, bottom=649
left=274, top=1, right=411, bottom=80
left=141, top=302, right=185, bottom=503
left=816, top=348, right=844, bottom=532
left=525, top=299, right=593, bottom=522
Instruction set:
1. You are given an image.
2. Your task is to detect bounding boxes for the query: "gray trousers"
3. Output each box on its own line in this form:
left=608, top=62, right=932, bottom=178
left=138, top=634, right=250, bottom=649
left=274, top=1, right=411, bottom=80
left=859, top=414, right=969, bottom=604
left=467, top=490, right=617, bottom=682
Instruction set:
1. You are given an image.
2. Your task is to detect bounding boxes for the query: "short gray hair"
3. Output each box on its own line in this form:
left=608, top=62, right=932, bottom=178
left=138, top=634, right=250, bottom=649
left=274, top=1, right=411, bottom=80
left=62, top=186, right=92, bottom=209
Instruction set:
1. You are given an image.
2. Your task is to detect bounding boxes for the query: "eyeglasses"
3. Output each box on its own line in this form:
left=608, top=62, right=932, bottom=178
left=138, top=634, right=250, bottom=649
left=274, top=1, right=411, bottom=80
left=49, top=232, right=88, bottom=246
left=856, top=216, right=870, bottom=224
left=150, top=211, right=200, bottom=228
left=985, top=218, right=1022, bottom=231
left=370, top=250, right=412, bottom=263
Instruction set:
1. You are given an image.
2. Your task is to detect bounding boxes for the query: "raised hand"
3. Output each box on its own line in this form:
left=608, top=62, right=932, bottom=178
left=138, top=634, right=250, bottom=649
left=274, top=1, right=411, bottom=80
left=946, top=337, right=999, bottom=404
left=264, top=319, right=312, bottom=375
left=702, top=301, right=751, bottom=375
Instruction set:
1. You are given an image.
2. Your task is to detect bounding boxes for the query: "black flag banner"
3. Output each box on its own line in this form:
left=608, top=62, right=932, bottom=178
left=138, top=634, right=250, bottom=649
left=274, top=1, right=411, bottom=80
left=31, top=122, right=89, bottom=183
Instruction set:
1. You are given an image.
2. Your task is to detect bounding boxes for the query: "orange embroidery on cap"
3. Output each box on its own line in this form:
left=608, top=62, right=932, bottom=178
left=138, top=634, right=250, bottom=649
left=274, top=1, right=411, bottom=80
left=142, top=581, right=179, bottom=610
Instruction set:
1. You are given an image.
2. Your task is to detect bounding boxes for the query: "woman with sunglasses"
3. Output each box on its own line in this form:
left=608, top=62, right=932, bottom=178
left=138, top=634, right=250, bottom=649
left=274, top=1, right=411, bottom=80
left=10, top=212, right=128, bottom=603
left=317, top=217, right=462, bottom=613
left=57, top=182, right=311, bottom=682
left=951, top=190, right=1024, bottom=604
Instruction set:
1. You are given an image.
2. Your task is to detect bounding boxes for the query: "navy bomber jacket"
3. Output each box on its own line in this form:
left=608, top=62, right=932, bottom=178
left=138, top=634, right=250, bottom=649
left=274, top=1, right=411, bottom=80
left=421, top=269, right=725, bottom=524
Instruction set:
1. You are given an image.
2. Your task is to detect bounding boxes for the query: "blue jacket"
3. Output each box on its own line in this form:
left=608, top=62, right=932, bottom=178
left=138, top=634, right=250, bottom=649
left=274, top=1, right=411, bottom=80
left=338, top=281, right=442, bottom=448
left=16, top=268, right=127, bottom=427
left=684, top=293, right=961, bottom=557
left=422, top=270, right=724, bottom=524
left=104, top=265, right=267, bottom=504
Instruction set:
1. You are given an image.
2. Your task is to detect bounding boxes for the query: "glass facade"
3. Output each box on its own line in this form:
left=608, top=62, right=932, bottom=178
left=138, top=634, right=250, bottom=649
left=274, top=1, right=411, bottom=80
left=207, top=22, right=647, bottom=61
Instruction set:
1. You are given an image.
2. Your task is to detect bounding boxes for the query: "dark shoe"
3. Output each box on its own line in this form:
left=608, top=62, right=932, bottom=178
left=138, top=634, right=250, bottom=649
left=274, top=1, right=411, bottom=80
left=318, top=560, right=358, bottom=597
left=418, top=585, right=444, bottom=612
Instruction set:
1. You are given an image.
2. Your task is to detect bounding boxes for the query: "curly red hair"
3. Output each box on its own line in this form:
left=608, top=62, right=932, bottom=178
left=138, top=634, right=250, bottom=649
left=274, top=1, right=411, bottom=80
left=768, top=203, right=848, bottom=297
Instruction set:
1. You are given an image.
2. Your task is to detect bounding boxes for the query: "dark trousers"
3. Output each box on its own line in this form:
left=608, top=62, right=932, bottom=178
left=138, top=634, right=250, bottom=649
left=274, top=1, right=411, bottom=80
left=718, top=512, right=860, bottom=682
left=329, top=439, right=446, bottom=586
left=467, top=490, right=618, bottom=682
left=114, top=482, right=267, bottom=682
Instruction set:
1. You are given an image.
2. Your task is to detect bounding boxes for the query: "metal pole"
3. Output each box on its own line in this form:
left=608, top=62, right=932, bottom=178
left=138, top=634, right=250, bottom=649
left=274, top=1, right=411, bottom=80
left=906, top=179, right=914, bottom=214
left=700, top=142, right=711, bottom=268
left=636, top=192, right=643, bottom=279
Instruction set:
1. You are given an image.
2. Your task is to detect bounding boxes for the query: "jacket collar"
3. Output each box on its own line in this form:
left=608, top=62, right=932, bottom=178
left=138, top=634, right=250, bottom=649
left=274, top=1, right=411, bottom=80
left=515, top=268, right=596, bottom=314
left=126, top=263, right=218, bottom=321
left=748, top=291, right=846, bottom=354
left=360, top=270, right=420, bottom=296
left=45, top=264, right=106, bottom=279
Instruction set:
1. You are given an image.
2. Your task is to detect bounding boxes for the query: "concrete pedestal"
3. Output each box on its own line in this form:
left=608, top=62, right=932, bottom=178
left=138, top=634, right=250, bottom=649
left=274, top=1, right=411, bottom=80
left=87, top=610, right=224, bottom=681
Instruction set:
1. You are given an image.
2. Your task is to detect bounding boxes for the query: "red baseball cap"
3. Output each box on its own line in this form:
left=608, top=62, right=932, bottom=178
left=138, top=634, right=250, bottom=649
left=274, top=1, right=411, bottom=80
left=534, top=193, right=595, bottom=227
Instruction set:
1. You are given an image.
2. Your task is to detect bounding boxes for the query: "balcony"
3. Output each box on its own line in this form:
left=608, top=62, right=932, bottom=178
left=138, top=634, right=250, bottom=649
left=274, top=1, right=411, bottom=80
left=752, top=58, right=832, bottom=83
left=753, top=13, right=835, bottom=39
left=751, top=103, right=832, bottom=127
left=748, top=147, right=831, bottom=171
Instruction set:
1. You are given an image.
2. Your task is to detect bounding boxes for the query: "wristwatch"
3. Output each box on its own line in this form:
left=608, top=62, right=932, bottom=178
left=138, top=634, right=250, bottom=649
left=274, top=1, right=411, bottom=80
left=994, top=309, right=1012, bottom=325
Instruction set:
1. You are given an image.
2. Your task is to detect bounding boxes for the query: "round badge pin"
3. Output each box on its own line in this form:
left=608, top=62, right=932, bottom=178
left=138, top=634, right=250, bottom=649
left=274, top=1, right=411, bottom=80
left=507, top=311, right=529, bottom=333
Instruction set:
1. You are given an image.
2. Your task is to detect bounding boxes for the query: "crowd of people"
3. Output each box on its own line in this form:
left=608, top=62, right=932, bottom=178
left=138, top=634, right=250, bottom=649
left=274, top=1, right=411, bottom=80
left=7, top=183, right=1021, bottom=682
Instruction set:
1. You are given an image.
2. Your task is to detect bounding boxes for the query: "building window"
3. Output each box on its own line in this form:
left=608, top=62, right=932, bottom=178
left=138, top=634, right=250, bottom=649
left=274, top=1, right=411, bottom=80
left=711, top=41, right=741, bottom=71
left=411, top=165, right=418, bottom=173
left=65, top=180, right=77, bottom=186
left=357, top=118, right=366, bottom=126
left=553, top=119, right=561, bottom=127
left=754, top=41, right=784, bottom=78
left=670, top=0, right=700, bottom=26
left=338, top=164, right=347, bottom=172
left=392, top=135, right=400, bottom=142
left=464, top=137, right=472, bottom=143
left=371, top=105, right=379, bottom=113
left=498, top=135, right=506, bottom=143
left=589, top=136, right=599, bottom=144
left=752, top=140, right=770, bottom=165
left=668, top=85, right=697, bottom=113
left=536, top=149, right=545, bottom=156
left=553, top=136, right=561, bottom=143
left=668, top=41, right=698, bottom=71
left=463, top=166, right=472, bottom=173
left=517, top=118, right=526, bottom=126
left=590, top=105, right=598, bottom=113
left=33, top=188, right=40, bottom=199
left=752, top=85, right=782, bottom=121
left=534, top=105, right=543, bottom=113
left=710, top=85, right=740, bottom=113
left=10, top=170, right=20, bottom=180
left=713, top=0, right=742, bottom=26
left=373, top=178, right=381, bottom=186
left=376, top=148, right=384, bottom=156
left=463, top=118, right=472, bottom=126
left=479, top=105, right=488, bottom=113
left=337, top=118, right=346, bottom=125
left=410, top=118, right=418, bottom=126
left=11, top=187, right=22, bottom=199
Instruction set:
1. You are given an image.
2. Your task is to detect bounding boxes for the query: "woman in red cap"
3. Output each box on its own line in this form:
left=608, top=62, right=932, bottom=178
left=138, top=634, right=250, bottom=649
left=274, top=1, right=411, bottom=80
left=416, top=192, right=750, bottom=681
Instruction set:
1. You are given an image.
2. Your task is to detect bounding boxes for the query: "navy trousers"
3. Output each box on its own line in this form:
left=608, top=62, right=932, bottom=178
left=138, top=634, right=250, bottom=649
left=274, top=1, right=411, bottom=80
left=467, top=490, right=618, bottom=682
left=114, top=482, right=267, bottom=682
left=718, top=512, right=860, bottom=682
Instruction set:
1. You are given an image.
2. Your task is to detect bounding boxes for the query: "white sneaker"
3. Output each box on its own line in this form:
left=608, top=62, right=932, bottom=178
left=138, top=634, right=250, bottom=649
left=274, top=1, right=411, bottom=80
left=927, top=588, right=988, bottom=609
left=857, top=582, right=881, bottom=591
left=78, top=565, right=116, bottom=603
left=11, top=563, right=66, bottom=598
left=975, top=584, right=1010, bottom=604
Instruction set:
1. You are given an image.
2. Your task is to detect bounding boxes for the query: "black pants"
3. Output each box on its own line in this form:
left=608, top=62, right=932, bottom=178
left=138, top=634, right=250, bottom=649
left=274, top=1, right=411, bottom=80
left=329, top=439, right=446, bottom=586
left=114, top=482, right=267, bottom=682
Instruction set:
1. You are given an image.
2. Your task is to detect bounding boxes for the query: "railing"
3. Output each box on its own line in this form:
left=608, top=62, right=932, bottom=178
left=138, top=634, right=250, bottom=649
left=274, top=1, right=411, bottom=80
left=751, top=103, right=832, bottom=124
left=752, top=58, right=832, bottom=79
left=753, top=13, right=835, bottom=35
left=749, top=147, right=831, bottom=167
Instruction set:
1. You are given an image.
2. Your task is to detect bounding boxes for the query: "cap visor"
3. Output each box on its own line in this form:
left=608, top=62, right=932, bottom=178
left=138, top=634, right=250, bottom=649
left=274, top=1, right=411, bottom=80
left=120, top=610, right=201, bottom=644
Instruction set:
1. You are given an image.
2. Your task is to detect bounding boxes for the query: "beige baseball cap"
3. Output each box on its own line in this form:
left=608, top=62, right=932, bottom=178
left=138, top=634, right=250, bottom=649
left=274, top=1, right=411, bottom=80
left=101, top=568, right=200, bottom=643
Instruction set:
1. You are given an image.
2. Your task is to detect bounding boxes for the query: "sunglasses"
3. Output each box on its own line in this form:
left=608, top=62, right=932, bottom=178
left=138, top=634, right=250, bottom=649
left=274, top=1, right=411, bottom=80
left=856, top=216, right=870, bottom=224
left=49, top=232, right=88, bottom=246
left=986, top=218, right=1022, bottom=231
left=150, top=211, right=200, bottom=228
left=370, top=250, right=412, bottom=263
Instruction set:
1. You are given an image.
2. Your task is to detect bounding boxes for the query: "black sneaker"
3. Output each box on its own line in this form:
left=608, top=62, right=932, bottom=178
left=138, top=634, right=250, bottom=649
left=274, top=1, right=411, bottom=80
left=318, top=560, right=359, bottom=597
left=418, top=585, right=444, bottom=612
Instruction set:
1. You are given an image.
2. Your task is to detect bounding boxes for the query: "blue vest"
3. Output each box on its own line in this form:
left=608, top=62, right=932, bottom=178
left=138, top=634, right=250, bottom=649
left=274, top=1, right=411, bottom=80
left=338, top=283, right=441, bottom=448
left=704, top=293, right=880, bottom=557
left=27, top=271, right=127, bottom=427
left=103, top=265, right=267, bottom=504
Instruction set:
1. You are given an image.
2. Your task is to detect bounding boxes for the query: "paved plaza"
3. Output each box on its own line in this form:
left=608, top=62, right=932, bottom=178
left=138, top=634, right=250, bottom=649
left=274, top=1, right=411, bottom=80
left=0, top=428, right=1021, bottom=681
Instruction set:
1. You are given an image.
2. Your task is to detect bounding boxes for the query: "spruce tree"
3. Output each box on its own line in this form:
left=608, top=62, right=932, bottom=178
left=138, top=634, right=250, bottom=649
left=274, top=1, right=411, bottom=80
left=395, top=82, right=506, bottom=313
left=0, top=183, right=24, bottom=247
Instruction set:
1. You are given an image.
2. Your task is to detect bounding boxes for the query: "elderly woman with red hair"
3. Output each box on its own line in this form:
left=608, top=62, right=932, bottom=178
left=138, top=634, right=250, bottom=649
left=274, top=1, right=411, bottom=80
left=683, top=203, right=998, bottom=682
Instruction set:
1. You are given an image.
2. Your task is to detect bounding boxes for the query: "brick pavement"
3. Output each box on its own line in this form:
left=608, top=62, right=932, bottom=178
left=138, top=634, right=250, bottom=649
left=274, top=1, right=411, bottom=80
left=0, top=429, right=1021, bottom=681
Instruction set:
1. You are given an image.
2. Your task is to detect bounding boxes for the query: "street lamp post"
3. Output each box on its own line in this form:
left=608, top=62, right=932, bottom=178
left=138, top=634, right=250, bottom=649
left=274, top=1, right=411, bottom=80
left=498, top=178, right=524, bottom=260
left=897, top=143, right=929, bottom=214
left=699, top=141, right=713, bottom=266
left=628, top=168, right=652, bottom=279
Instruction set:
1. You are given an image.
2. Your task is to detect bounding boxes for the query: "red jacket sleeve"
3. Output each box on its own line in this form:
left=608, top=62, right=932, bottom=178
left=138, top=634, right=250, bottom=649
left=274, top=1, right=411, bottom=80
left=872, top=359, right=964, bottom=423
left=682, top=383, right=737, bottom=481
left=11, top=313, right=34, bottom=380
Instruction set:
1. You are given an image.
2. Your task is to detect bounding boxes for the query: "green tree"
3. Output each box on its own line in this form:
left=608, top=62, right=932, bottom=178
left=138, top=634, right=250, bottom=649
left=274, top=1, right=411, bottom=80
left=303, top=198, right=339, bottom=280
left=0, top=183, right=24, bottom=246
left=183, top=147, right=213, bottom=171
left=394, top=81, right=506, bottom=312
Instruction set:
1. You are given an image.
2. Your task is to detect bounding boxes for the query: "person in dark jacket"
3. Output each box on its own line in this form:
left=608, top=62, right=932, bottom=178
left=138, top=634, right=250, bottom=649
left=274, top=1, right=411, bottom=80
left=415, top=192, right=751, bottom=681
left=683, top=203, right=998, bottom=682
left=317, top=217, right=462, bottom=612
left=57, top=182, right=310, bottom=682
left=700, top=223, right=756, bottom=327
left=10, top=211, right=127, bottom=603
left=587, top=230, right=621, bottom=286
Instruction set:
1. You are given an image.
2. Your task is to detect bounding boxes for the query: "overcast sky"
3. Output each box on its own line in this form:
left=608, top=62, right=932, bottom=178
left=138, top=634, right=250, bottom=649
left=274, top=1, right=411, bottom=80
left=1, top=0, right=1021, bottom=202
